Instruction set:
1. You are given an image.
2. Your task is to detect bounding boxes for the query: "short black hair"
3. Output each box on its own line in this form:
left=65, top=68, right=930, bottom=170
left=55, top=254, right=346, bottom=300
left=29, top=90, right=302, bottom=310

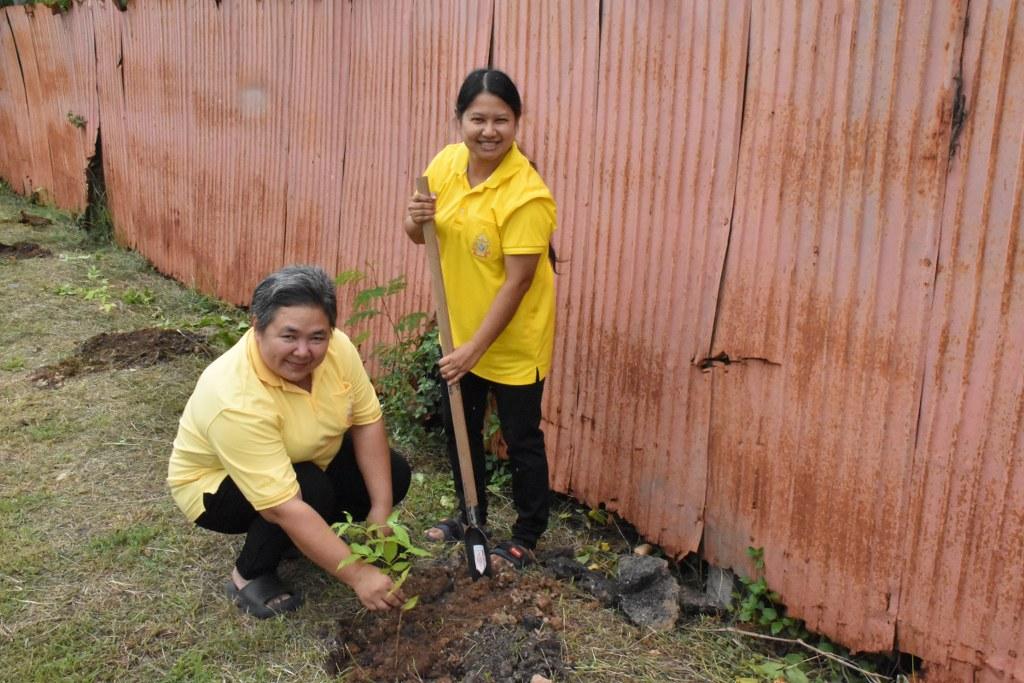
left=455, top=68, right=522, bottom=120
left=250, top=265, right=337, bottom=331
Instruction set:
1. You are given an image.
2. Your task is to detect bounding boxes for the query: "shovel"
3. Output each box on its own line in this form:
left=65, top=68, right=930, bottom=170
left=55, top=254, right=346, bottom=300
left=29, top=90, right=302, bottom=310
left=416, top=176, right=492, bottom=580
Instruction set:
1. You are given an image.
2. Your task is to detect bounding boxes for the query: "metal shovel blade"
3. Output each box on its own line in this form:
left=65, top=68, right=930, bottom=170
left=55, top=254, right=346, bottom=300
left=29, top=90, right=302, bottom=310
left=463, top=521, right=492, bottom=580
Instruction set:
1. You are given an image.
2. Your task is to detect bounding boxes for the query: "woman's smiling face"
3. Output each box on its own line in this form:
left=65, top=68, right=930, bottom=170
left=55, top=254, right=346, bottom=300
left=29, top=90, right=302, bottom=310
left=459, top=92, right=517, bottom=167
left=253, top=304, right=331, bottom=388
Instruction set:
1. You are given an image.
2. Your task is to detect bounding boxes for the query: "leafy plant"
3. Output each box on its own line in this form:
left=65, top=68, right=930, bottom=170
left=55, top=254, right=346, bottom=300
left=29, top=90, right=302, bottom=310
left=121, top=287, right=155, bottom=305
left=333, top=510, right=431, bottom=611
left=734, top=547, right=805, bottom=637
left=55, top=265, right=116, bottom=312
left=336, top=268, right=443, bottom=450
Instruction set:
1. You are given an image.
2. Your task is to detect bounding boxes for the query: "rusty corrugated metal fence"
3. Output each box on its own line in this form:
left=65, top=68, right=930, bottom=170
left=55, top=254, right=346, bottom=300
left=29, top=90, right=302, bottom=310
left=2, top=1, right=1021, bottom=679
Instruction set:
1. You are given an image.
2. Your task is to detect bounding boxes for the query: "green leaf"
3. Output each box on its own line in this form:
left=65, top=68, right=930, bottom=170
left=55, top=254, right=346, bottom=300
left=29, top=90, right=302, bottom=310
left=382, top=540, right=398, bottom=564
left=335, top=269, right=365, bottom=286
left=784, top=667, right=810, bottom=683
left=760, top=607, right=778, bottom=622
left=401, top=595, right=419, bottom=611
left=391, top=524, right=411, bottom=548
left=354, top=285, right=387, bottom=308
left=406, top=546, right=432, bottom=558
left=752, top=661, right=784, bottom=678
left=384, top=276, right=407, bottom=295
left=344, top=309, right=379, bottom=326
left=396, top=312, right=427, bottom=334
left=771, top=620, right=785, bottom=635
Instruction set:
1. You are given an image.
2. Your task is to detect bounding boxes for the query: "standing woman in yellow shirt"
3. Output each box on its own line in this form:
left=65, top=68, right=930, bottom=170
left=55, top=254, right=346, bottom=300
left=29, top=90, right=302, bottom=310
left=404, top=69, right=557, bottom=568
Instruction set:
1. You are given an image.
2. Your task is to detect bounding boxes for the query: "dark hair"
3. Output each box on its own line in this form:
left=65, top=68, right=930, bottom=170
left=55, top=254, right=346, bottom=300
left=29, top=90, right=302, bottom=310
left=250, top=265, right=337, bottom=331
left=455, top=68, right=522, bottom=120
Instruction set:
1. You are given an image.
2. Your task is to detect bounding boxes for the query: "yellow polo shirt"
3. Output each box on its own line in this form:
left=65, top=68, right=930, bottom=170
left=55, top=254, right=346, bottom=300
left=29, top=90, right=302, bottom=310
left=423, top=142, right=557, bottom=385
left=167, top=328, right=382, bottom=522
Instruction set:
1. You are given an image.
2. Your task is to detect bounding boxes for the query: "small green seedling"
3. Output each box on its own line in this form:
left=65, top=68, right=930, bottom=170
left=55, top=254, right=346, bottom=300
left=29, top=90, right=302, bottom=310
left=334, top=509, right=431, bottom=611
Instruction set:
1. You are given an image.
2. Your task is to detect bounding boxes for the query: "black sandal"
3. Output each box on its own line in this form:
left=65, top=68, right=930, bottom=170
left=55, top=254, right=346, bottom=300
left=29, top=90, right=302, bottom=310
left=224, top=573, right=303, bottom=619
left=424, top=518, right=465, bottom=543
left=490, top=540, right=536, bottom=570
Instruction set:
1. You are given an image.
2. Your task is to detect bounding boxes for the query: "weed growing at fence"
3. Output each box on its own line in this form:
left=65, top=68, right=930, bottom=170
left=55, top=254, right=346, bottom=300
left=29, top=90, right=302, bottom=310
left=734, top=547, right=805, bottom=637
left=336, top=269, right=443, bottom=452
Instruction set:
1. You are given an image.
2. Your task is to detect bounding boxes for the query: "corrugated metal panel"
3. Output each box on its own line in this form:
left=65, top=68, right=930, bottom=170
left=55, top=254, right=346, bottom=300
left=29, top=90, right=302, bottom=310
left=898, top=0, right=1024, bottom=678
left=279, top=0, right=351, bottom=271
left=335, top=0, right=490, bottom=346
left=0, top=4, right=96, bottom=209
left=514, top=0, right=747, bottom=555
left=90, top=0, right=130, bottom=245
left=0, top=8, right=33, bottom=193
left=490, top=0, right=602, bottom=505
left=705, top=0, right=965, bottom=651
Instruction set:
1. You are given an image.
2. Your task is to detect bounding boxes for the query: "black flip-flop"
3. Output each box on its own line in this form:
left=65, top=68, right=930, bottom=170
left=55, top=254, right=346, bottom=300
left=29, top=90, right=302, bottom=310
left=424, top=518, right=465, bottom=543
left=224, top=573, right=303, bottom=619
left=490, top=540, right=536, bottom=570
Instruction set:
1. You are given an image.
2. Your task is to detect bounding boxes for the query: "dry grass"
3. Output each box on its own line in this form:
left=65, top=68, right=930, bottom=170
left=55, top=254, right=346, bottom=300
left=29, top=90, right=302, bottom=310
left=0, top=185, right=891, bottom=682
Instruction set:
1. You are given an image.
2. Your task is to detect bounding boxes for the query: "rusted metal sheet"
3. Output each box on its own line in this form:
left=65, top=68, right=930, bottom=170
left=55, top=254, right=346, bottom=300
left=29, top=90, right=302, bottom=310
left=490, top=0, right=602, bottom=511
left=334, top=0, right=491, bottom=348
left=500, top=0, right=747, bottom=555
left=0, top=4, right=97, bottom=209
left=0, top=9, right=33, bottom=193
left=898, top=0, right=1024, bottom=679
left=705, top=0, right=966, bottom=652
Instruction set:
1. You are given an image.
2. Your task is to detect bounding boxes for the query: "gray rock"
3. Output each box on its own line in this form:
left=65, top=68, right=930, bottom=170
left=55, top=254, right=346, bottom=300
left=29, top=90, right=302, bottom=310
left=616, top=554, right=669, bottom=593
left=543, top=555, right=586, bottom=581
left=619, top=573, right=680, bottom=630
left=679, top=585, right=722, bottom=614
left=578, top=570, right=617, bottom=607
left=704, top=565, right=736, bottom=610
left=616, top=555, right=680, bottom=630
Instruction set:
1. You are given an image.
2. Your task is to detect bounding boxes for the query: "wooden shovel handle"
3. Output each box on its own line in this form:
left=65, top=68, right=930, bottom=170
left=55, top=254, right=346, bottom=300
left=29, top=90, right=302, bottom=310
left=416, top=176, right=480, bottom=509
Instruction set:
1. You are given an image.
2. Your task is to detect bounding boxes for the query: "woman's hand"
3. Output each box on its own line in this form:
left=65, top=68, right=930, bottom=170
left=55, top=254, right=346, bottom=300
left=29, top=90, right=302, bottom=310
left=439, top=340, right=485, bottom=386
left=348, top=562, right=406, bottom=611
left=406, top=191, right=435, bottom=226
left=366, top=504, right=394, bottom=537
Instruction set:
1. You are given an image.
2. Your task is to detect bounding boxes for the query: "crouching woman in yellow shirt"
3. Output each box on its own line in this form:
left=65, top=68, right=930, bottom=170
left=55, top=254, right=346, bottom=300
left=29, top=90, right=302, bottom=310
left=168, top=265, right=411, bottom=618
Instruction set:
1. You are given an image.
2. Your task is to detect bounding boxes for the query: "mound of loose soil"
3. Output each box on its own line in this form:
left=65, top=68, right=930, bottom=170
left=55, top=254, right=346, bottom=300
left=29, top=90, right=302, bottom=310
left=30, top=328, right=212, bottom=388
left=326, top=555, right=570, bottom=682
left=0, top=241, right=52, bottom=259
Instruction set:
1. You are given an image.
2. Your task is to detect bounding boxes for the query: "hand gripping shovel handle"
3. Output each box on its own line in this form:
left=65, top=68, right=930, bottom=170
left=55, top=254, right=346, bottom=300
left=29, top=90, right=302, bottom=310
left=416, top=176, right=491, bottom=579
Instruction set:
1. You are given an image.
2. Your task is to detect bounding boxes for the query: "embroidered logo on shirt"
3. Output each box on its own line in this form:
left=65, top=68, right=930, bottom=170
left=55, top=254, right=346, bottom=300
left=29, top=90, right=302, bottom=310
left=472, top=234, right=492, bottom=259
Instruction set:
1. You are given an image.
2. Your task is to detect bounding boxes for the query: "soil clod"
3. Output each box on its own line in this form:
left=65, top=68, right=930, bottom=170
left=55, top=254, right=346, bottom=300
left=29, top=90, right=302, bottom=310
left=18, top=210, right=53, bottom=227
left=0, top=241, right=52, bottom=259
left=30, top=328, right=212, bottom=388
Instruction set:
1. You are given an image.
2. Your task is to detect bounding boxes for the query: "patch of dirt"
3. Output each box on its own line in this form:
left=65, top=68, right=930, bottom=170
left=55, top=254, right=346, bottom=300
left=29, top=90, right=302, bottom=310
left=326, top=556, right=570, bottom=682
left=30, top=328, right=212, bottom=388
left=18, top=210, right=53, bottom=227
left=0, top=241, right=52, bottom=259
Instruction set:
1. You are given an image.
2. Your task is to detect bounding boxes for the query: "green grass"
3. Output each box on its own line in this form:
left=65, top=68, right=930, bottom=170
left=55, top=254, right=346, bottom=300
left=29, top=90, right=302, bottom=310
left=0, top=185, right=894, bottom=682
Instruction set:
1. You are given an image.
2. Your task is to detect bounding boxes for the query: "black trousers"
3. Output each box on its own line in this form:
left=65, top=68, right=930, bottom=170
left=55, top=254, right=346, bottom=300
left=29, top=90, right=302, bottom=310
left=194, top=434, right=411, bottom=580
left=441, top=371, right=549, bottom=548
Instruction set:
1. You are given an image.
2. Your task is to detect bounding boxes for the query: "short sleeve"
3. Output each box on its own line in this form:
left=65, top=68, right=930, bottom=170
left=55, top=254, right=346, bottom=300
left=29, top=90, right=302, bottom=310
left=335, top=332, right=383, bottom=425
left=500, top=197, right=556, bottom=255
left=205, top=408, right=299, bottom=511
